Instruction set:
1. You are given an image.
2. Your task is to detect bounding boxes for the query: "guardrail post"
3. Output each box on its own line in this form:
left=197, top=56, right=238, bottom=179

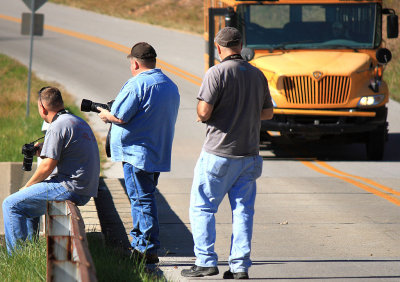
left=46, top=200, right=97, bottom=282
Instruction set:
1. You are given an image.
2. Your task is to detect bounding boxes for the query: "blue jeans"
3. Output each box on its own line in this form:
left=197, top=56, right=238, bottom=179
left=123, top=162, right=160, bottom=254
left=190, top=151, right=262, bottom=273
left=2, top=180, right=90, bottom=255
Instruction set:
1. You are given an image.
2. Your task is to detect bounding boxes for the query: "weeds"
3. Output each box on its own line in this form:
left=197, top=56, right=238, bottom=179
left=0, top=235, right=46, bottom=281
left=86, top=233, right=165, bottom=282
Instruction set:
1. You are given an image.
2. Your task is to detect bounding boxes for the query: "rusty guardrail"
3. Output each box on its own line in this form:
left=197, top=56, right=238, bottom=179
left=46, top=200, right=97, bottom=282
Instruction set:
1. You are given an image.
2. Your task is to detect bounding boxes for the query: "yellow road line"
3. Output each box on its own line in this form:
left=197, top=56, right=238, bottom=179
left=0, top=14, right=202, bottom=86
left=316, top=160, right=400, bottom=197
left=301, top=160, right=400, bottom=207
left=0, top=14, right=20, bottom=23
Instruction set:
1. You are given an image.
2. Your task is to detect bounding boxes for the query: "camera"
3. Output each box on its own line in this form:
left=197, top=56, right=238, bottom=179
left=81, top=99, right=113, bottom=113
left=80, top=99, right=114, bottom=158
left=22, top=143, right=39, bottom=171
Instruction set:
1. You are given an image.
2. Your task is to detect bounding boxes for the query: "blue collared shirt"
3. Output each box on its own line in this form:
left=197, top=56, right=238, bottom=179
left=110, top=69, right=180, bottom=172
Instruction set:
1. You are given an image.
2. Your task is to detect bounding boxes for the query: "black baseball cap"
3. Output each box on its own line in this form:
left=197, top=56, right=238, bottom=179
left=214, top=27, right=242, bottom=47
left=127, top=42, right=157, bottom=59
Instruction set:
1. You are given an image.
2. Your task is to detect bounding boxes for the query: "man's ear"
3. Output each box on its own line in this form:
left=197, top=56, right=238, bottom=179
left=216, top=43, right=222, bottom=55
left=134, top=60, right=140, bottom=70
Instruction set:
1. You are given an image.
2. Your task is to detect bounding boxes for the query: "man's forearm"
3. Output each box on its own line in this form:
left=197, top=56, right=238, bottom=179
left=24, top=158, right=57, bottom=188
left=97, top=108, right=125, bottom=124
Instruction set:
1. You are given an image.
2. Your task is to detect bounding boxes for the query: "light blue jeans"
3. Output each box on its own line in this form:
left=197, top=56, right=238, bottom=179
left=190, top=150, right=263, bottom=273
left=2, top=180, right=90, bottom=255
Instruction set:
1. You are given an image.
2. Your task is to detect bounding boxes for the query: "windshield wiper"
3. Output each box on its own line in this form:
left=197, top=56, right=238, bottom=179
left=269, top=40, right=315, bottom=52
left=321, top=44, right=359, bottom=52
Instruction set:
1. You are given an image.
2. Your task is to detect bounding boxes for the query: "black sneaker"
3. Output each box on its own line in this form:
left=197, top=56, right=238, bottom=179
left=181, top=265, right=219, bottom=277
left=223, top=270, right=249, bottom=279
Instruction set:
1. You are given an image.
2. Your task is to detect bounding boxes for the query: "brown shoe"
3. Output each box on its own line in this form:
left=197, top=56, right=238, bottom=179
left=132, top=249, right=159, bottom=264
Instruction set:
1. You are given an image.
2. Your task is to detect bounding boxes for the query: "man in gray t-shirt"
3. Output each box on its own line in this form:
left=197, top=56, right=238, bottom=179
left=198, top=57, right=272, bottom=157
left=182, top=27, right=273, bottom=279
left=2, top=87, right=99, bottom=255
left=42, top=113, right=99, bottom=196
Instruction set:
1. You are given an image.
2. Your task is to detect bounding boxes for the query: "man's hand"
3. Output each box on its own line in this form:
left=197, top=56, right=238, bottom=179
left=261, top=108, right=274, bottom=120
left=97, top=107, right=111, bottom=123
left=97, top=107, right=125, bottom=124
left=34, top=142, right=43, bottom=157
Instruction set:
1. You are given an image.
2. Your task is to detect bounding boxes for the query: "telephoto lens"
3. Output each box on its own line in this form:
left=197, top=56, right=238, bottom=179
left=21, top=143, right=38, bottom=171
left=81, top=99, right=111, bottom=113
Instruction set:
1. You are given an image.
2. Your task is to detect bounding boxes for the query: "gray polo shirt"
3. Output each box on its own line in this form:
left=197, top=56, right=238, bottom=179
left=40, top=113, right=100, bottom=197
left=198, top=58, right=272, bottom=157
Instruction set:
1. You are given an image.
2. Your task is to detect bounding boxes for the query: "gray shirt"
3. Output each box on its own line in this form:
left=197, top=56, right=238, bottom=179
left=40, top=113, right=100, bottom=197
left=198, top=58, right=272, bottom=157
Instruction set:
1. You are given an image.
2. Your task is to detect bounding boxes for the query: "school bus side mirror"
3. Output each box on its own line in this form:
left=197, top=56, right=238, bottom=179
left=383, top=8, right=398, bottom=39
left=376, top=48, right=392, bottom=64
left=225, top=7, right=237, bottom=27
left=241, top=47, right=255, bottom=61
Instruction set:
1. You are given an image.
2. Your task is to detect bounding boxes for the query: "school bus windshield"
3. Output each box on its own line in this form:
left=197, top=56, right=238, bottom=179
left=237, top=3, right=381, bottom=50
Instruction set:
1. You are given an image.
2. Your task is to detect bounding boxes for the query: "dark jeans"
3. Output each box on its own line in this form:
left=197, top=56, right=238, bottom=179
left=123, top=162, right=160, bottom=254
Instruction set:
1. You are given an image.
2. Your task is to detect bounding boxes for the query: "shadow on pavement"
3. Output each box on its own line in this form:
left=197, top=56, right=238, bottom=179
left=116, top=178, right=194, bottom=257
left=94, top=178, right=131, bottom=250
left=94, top=177, right=194, bottom=257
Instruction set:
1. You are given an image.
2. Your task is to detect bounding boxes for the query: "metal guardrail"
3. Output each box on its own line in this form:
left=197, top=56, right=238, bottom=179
left=46, top=200, right=97, bottom=282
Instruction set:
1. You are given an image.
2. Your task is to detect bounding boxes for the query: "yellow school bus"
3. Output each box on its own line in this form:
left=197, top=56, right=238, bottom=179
left=205, top=0, right=398, bottom=160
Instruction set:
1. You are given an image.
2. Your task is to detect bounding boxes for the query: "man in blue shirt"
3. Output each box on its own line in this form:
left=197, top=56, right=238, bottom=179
left=97, top=42, right=180, bottom=264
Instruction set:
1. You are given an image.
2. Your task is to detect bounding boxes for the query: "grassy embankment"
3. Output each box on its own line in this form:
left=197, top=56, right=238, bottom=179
left=0, top=55, right=163, bottom=281
left=49, top=0, right=400, bottom=102
left=50, top=0, right=204, bottom=34
left=382, top=0, right=400, bottom=101
left=0, top=54, right=86, bottom=162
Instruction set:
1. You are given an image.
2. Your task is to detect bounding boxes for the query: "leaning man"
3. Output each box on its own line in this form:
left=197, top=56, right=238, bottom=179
left=3, top=86, right=100, bottom=255
left=97, top=42, right=180, bottom=264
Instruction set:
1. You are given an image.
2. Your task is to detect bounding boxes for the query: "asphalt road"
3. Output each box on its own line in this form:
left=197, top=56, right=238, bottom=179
left=1, top=1, right=400, bottom=281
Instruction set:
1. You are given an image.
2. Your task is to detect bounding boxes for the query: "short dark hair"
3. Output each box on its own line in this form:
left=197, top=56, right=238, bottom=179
left=38, top=86, right=64, bottom=111
left=136, top=57, right=156, bottom=69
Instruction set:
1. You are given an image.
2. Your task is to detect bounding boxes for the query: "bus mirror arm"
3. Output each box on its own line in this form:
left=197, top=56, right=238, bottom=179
left=208, top=7, right=236, bottom=68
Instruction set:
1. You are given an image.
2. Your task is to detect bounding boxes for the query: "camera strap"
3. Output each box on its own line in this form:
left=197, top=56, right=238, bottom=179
left=52, top=109, right=69, bottom=122
left=222, top=54, right=243, bottom=62
left=30, top=136, right=45, bottom=144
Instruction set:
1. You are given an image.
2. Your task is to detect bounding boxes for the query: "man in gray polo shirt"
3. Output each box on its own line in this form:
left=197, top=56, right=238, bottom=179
left=181, top=27, right=273, bottom=279
left=2, top=86, right=99, bottom=255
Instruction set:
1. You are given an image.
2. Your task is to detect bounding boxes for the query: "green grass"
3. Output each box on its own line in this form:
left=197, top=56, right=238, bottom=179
left=87, top=233, right=165, bottom=282
left=0, top=235, right=47, bottom=282
left=0, top=54, right=106, bottom=166
left=0, top=54, right=44, bottom=162
left=0, top=233, right=165, bottom=282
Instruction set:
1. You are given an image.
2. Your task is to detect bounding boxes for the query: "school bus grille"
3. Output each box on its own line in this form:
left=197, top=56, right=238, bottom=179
left=283, top=75, right=351, bottom=105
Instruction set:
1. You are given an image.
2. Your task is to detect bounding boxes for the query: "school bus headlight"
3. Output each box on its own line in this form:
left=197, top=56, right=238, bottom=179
left=358, top=95, right=385, bottom=107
